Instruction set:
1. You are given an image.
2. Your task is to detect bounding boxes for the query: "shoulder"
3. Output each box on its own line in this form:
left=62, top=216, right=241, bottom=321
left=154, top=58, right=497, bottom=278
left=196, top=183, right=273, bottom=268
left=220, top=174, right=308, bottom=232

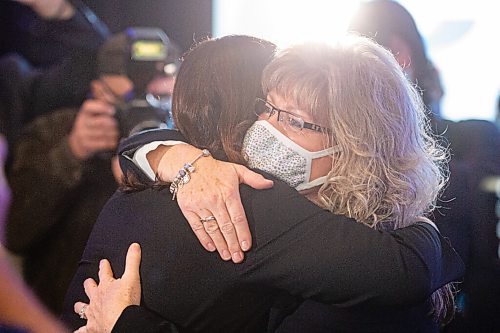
left=97, top=188, right=175, bottom=223
left=240, top=173, right=351, bottom=245
left=241, top=173, right=322, bottom=220
left=118, top=129, right=186, bottom=155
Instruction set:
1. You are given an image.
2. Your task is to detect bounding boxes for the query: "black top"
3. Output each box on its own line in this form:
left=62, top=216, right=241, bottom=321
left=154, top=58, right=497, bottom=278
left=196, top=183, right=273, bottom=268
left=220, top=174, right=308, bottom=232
left=430, top=118, right=500, bottom=331
left=62, top=172, right=463, bottom=332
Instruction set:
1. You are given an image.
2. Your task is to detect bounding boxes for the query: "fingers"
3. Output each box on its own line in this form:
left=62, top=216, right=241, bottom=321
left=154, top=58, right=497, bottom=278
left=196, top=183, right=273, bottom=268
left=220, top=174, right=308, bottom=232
left=219, top=164, right=271, bottom=254
left=74, top=301, right=88, bottom=317
left=208, top=203, right=245, bottom=263
left=98, top=259, right=114, bottom=284
left=80, top=99, right=116, bottom=117
left=203, top=217, right=233, bottom=262
left=197, top=208, right=236, bottom=262
left=173, top=157, right=261, bottom=263
left=79, top=115, right=119, bottom=140
left=77, top=100, right=118, bottom=139
left=122, top=243, right=142, bottom=282
left=70, top=99, right=119, bottom=159
left=224, top=190, right=252, bottom=252
left=83, top=278, right=97, bottom=299
left=84, top=114, right=119, bottom=132
left=182, top=207, right=235, bottom=262
left=182, top=210, right=217, bottom=253
left=234, top=164, right=274, bottom=190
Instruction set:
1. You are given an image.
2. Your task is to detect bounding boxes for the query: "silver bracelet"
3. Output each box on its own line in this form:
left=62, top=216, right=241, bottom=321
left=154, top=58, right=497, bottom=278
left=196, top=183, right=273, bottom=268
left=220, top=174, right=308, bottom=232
left=169, top=149, right=211, bottom=200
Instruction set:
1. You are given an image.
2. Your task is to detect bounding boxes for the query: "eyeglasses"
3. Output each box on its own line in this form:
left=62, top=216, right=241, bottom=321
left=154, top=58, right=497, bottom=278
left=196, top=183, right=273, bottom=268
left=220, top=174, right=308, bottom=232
left=255, top=98, right=331, bottom=134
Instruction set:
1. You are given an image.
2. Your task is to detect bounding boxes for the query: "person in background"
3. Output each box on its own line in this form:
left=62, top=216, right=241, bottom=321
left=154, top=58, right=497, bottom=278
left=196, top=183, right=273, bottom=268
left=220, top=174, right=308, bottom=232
left=65, top=35, right=463, bottom=333
left=0, top=135, right=68, bottom=333
left=0, top=0, right=110, bottom=147
left=348, top=1, right=500, bottom=331
left=4, top=28, right=175, bottom=315
left=496, top=94, right=500, bottom=129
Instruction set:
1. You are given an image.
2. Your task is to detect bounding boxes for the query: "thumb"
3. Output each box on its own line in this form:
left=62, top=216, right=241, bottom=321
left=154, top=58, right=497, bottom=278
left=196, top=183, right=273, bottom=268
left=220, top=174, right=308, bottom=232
left=234, top=165, right=274, bottom=189
left=122, top=243, right=142, bottom=282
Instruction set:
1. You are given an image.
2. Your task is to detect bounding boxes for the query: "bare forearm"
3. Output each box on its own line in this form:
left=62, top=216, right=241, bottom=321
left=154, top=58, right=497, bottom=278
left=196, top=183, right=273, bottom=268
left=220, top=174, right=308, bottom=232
left=147, top=144, right=205, bottom=182
left=0, top=249, right=68, bottom=332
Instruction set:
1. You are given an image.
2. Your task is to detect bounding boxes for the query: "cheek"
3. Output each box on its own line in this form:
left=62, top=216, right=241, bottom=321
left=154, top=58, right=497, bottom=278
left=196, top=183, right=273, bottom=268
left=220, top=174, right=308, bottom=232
left=290, top=133, right=328, bottom=152
left=310, top=155, right=332, bottom=181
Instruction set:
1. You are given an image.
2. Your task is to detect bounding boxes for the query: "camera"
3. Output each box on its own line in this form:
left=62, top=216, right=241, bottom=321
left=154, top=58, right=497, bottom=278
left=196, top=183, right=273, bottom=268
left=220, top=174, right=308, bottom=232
left=97, top=27, right=178, bottom=137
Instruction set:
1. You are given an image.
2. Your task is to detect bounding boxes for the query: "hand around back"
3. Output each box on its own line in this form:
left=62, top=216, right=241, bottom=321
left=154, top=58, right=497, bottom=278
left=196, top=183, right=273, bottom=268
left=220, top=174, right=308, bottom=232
left=74, top=243, right=142, bottom=333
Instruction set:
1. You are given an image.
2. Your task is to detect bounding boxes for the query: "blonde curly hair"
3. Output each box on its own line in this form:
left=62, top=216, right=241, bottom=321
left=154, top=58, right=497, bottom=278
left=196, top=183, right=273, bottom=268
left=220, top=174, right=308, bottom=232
left=262, top=35, right=453, bottom=322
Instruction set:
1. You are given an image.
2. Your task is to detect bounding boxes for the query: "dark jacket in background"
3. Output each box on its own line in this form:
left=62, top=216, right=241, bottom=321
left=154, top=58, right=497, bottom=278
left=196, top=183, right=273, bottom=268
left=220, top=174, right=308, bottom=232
left=0, top=1, right=109, bottom=146
left=5, top=109, right=117, bottom=314
left=431, top=118, right=500, bottom=332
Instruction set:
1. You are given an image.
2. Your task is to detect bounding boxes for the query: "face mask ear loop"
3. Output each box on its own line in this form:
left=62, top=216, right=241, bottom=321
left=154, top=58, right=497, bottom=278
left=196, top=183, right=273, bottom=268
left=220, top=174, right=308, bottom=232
left=295, top=175, right=328, bottom=191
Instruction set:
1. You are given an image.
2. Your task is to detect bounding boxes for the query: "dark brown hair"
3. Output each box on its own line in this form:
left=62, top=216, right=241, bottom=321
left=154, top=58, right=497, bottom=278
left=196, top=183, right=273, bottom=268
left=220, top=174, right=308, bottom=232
left=172, top=35, right=276, bottom=163
left=121, top=35, right=276, bottom=192
left=348, top=1, right=436, bottom=108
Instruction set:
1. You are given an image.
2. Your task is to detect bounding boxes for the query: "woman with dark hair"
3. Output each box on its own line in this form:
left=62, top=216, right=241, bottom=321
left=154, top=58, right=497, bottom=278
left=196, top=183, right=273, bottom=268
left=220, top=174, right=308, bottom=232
left=64, top=35, right=463, bottom=332
left=347, top=0, right=441, bottom=115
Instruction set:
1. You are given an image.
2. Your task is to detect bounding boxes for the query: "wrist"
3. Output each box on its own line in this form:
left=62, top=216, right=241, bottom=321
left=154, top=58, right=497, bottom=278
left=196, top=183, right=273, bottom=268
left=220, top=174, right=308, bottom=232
left=146, top=145, right=172, bottom=180
left=156, top=145, right=206, bottom=182
left=169, top=149, right=211, bottom=200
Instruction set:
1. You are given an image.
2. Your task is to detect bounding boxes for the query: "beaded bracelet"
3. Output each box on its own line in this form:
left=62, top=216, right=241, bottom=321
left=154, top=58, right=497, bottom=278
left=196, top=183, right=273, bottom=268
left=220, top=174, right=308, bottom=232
left=169, top=149, right=211, bottom=200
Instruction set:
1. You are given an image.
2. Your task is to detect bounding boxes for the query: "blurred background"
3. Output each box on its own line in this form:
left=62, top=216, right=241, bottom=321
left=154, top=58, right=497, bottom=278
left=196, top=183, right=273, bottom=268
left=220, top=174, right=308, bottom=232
left=213, top=0, right=499, bottom=122
left=77, top=0, right=499, bottom=122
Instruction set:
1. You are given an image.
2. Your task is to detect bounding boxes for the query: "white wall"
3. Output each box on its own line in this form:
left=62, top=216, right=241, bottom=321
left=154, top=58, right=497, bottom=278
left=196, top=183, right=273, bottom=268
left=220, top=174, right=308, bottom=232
left=213, top=0, right=500, bottom=121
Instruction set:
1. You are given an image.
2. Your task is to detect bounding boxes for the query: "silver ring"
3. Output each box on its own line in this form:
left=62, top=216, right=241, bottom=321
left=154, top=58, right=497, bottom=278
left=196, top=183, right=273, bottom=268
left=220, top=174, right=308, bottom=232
left=200, top=215, right=216, bottom=223
left=79, top=304, right=88, bottom=320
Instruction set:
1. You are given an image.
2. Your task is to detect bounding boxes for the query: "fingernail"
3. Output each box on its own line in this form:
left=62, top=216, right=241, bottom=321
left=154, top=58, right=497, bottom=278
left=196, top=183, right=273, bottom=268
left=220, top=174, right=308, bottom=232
left=207, top=242, right=216, bottom=252
left=222, top=250, right=231, bottom=260
left=232, top=251, right=243, bottom=263
left=241, top=240, right=249, bottom=251
left=99, top=259, right=105, bottom=268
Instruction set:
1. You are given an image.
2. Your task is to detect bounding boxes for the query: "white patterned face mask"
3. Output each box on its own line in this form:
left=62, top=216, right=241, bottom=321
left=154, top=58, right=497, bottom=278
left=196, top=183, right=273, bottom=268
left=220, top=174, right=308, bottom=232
left=242, top=120, right=340, bottom=191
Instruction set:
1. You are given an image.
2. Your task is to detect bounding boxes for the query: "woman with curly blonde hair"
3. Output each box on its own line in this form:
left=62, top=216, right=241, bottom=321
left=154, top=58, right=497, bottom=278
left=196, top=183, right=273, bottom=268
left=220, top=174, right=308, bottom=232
left=255, top=36, right=453, bottom=322
left=267, top=37, right=447, bottom=229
